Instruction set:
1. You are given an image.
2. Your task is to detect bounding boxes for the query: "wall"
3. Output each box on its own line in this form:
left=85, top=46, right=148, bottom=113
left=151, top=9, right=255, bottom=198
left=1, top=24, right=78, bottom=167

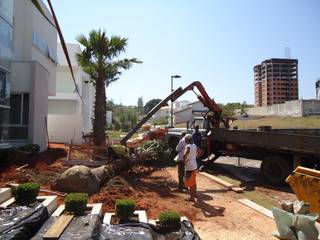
left=247, top=100, right=320, bottom=117
left=48, top=114, right=82, bottom=143
left=174, top=107, right=192, bottom=124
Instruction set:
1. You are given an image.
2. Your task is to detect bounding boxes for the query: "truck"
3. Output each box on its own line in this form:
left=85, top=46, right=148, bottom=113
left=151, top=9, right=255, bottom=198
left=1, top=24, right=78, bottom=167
left=121, top=81, right=320, bottom=184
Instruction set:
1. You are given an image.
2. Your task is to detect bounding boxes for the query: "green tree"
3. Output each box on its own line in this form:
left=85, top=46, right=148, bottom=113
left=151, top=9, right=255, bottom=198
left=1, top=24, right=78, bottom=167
left=76, top=30, right=141, bottom=149
left=144, top=99, right=162, bottom=114
left=240, top=101, right=249, bottom=116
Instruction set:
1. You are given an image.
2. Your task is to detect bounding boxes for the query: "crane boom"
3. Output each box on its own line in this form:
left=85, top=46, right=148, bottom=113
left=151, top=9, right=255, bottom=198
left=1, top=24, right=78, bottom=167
left=120, top=81, right=222, bottom=145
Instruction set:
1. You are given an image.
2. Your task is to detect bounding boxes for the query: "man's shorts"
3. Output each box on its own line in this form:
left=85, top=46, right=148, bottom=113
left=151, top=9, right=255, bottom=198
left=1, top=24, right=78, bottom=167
left=184, top=170, right=197, bottom=187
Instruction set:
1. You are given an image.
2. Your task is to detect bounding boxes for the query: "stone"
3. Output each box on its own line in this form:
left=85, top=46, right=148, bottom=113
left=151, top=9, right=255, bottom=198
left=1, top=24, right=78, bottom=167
left=54, top=165, right=100, bottom=194
left=90, top=165, right=113, bottom=185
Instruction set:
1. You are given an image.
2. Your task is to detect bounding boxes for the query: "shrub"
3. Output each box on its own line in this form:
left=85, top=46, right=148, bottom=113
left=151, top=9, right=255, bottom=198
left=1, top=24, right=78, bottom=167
left=65, top=193, right=88, bottom=216
left=12, top=182, right=40, bottom=205
left=158, top=210, right=181, bottom=229
left=115, top=198, right=135, bottom=220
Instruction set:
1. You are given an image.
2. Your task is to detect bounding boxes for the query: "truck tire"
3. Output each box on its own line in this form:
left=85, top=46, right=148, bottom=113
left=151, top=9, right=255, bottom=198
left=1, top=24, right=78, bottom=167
left=261, top=156, right=292, bottom=184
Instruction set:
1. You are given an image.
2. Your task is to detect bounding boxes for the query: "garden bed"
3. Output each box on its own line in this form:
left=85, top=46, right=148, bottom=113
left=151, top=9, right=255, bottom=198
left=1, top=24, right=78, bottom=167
left=32, top=203, right=102, bottom=240
left=103, top=210, right=148, bottom=224
left=0, top=195, right=57, bottom=239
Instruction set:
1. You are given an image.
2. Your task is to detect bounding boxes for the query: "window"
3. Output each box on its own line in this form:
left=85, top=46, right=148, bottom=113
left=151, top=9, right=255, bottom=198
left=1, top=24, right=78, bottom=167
left=0, top=16, right=13, bottom=58
left=8, top=93, right=29, bottom=140
left=32, top=31, right=57, bottom=64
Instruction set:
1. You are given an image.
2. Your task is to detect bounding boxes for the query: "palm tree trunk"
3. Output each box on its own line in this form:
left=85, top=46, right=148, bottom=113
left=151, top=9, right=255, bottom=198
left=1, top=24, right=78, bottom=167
left=93, top=76, right=106, bottom=157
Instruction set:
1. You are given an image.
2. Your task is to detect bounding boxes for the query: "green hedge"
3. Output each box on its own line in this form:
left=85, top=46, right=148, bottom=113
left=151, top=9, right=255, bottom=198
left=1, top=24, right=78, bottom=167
left=65, top=193, right=88, bottom=216
left=158, top=210, right=181, bottom=229
left=115, top=198, right=135, bottom=220
left=12, top=182, right=40, bottom=205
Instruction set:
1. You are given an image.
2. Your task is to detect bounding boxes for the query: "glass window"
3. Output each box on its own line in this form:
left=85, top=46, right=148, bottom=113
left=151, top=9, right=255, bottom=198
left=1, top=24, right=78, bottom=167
left=0, top=16, right=12, bottom=50
left=8, top=93, right=29, bottom=140
left=9, top=94, right=22, bottom=124
left=0, top=108, right=9, bottom=143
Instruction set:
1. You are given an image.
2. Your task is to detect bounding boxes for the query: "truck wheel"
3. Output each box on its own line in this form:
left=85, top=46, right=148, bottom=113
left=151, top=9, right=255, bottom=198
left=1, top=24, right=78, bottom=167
left=261, top=156, right=292, bottom=184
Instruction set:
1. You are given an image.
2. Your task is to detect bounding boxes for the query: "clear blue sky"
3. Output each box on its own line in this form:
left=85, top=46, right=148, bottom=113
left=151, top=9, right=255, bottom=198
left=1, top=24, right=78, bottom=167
left=50, top=0, right=320, bottom=105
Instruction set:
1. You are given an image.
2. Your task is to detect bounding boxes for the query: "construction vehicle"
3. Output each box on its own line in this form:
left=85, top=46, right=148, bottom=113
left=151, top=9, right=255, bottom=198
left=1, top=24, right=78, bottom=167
left=121, top=81, right=320, bottom=184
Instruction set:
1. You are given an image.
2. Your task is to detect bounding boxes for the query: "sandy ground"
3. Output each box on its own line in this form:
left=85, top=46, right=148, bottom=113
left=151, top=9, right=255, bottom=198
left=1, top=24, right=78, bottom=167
left=166, top=167, right=278, bottom=240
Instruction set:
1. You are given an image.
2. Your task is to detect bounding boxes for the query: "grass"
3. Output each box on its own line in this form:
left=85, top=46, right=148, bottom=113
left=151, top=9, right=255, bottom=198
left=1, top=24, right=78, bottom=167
left=234, top=116, right=320, bottom=129
left=107, top=130, right=139, bottom=142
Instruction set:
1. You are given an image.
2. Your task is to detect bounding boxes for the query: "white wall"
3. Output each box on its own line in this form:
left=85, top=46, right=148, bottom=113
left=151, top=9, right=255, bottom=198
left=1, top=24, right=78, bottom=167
left=48, top=114, right=82, bottom=144
left=174, top=108, right=192, bottom=124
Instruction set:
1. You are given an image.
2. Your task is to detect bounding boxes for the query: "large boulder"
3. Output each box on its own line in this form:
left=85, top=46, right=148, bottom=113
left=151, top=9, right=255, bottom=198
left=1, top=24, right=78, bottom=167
left=54, top=165, right=100, bottom=194
left=91, top=165, right=114, bottom=185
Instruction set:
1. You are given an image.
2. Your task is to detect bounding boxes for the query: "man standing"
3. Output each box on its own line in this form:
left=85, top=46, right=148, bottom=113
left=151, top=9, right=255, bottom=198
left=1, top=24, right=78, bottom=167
left=192, top=125, right=202, bottom=148
left=183, top=134, right=199, bottom=201
left=175, top=131, right=187, bottom=191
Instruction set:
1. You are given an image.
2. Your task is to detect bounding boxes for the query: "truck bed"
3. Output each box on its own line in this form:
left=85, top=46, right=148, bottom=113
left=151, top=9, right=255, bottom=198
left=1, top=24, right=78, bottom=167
left=211, top=128, right=320, bottom=155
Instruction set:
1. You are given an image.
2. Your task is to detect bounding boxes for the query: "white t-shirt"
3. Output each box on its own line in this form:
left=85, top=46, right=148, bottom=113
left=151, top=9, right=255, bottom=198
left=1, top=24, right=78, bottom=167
left=175, top=138, right=186, bottom=161
left=184, top=143, right=198, bottom=171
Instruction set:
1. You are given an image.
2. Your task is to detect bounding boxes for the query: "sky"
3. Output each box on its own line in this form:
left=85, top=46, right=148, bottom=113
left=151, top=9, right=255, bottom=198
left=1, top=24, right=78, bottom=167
left=50, top=0, right=320, bottom=106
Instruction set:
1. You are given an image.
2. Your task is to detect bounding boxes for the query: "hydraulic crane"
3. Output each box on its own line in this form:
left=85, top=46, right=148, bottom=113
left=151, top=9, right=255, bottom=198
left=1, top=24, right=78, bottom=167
left=120, top=81, right=227, bottom=146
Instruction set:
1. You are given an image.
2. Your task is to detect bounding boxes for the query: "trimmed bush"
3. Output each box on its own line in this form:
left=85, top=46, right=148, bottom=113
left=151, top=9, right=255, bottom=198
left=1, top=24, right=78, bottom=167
left=65, top=193, right=88, bottom=216
left=115, top=198, right=135, bottom=220
left=158, top=210, right=181, bottom=229
left=12, top=182, right=40, bottom=205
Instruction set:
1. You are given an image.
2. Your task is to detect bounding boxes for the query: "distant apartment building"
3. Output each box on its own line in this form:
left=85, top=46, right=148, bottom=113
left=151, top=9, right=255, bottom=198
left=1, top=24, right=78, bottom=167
left=254, top=58, right=298, bottom=106
left=7, top=0, right=57, bottom=150
left=0, top=0, right=13, bottom=148
left=316, top=80, right=320, bottom=100
left=48, top=43, right=95, bottom=144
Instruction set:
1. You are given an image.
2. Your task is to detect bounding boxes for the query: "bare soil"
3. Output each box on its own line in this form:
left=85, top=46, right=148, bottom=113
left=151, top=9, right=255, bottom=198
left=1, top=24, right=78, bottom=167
left=0, top=145, right=295, bottom=239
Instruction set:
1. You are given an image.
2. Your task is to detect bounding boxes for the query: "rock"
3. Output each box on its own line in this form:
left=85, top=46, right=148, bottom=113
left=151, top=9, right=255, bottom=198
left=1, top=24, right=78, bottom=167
left=54, top=165, right=100, bottom=194
left=90, top=165, right=113, bottom=185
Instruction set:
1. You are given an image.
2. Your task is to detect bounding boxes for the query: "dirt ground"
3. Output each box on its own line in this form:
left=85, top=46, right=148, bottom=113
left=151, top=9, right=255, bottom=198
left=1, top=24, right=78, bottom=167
left=0, top=146, right=292, bottom=239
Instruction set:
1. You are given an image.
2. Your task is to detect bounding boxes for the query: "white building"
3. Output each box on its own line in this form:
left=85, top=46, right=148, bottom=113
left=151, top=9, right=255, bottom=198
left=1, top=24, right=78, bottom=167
left=152, top=106, right=170, bottom=121
left=48, top=43, right=95, bottom=144
left=0, top=0, right=13, bottom=148
left=174, top=101, right=208, bottom=124
left=7, top=0, right=57, bottom=150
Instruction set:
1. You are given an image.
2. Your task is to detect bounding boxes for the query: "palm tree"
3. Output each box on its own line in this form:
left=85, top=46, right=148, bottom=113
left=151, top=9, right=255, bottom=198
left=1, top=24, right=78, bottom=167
left=76, top=30, right=141, bottom=150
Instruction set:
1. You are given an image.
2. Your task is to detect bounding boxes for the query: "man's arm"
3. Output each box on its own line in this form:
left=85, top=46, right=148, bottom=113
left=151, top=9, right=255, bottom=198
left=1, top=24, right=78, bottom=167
left=183, top=146, right=190, bottom=163
left=175, top=140, right=183, bottom=152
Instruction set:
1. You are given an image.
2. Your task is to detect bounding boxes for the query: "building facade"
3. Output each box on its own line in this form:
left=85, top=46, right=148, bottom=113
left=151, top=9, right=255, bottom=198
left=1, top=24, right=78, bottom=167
left=0, top=0, right=13, bottom=148
left=316, top=80, right=320, bottom=100
left=48, top=43, right=95, bottom=144
left=254, top=58, right=298, bottom=106
left=7, top=0, right=57, bottom=150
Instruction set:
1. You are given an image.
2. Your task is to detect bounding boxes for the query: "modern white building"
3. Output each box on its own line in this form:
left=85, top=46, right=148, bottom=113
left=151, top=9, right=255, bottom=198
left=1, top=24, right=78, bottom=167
left=174, top=101, right=208, bottom=124
left=47, top=43, right=95, bottom=144
left=6, top=0, right=57, bottom=150
left=0, top=0, right=13, bottom=148
left=152, top=106, right=170, bottom=121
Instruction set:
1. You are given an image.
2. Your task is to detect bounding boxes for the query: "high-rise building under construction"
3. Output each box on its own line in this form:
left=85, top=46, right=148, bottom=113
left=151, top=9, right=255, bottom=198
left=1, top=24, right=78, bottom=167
left=254, top=58, right=298, bottom=106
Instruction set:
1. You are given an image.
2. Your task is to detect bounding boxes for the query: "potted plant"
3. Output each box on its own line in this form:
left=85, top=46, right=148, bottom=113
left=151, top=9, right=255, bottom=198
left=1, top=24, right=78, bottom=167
left=65, top=192, right=88, bottom=216
left=11, top=182, right=40, bottom=205
left=158, top=210, right=181, bottom=232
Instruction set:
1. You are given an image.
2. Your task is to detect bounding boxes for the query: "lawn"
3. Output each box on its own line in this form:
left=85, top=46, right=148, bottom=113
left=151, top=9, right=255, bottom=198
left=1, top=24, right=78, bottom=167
left=234, top=116, right=320, bottom=129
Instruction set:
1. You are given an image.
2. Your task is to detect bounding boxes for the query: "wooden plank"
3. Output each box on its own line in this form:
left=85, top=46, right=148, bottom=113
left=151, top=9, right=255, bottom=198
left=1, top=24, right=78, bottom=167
left=43, top=214, right=74, bottom=239
left=238, top=199, right=274, bottom=219
left=16, top=164, right=29, bottom=171
left=200, top=172, right=234, bottom=189
left=62, top=159, right=106, bottom=167
left=231, top=187, right=244, bottom=193
left=0, top=188, right=11, bottom=204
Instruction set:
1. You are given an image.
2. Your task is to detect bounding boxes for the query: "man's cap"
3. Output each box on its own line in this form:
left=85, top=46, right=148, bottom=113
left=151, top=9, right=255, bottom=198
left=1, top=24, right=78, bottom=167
left=181, top=131, right=187, bottom=136
left=185, top=134, right=192, bottom=140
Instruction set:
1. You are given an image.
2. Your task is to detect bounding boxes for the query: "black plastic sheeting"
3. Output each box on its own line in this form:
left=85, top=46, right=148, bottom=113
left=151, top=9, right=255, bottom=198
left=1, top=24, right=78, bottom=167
left=0, top=203, right=49, bottom=240
left=32, top=214, right=101, bottom=240
left=97, top=220, right=201, bottom=240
